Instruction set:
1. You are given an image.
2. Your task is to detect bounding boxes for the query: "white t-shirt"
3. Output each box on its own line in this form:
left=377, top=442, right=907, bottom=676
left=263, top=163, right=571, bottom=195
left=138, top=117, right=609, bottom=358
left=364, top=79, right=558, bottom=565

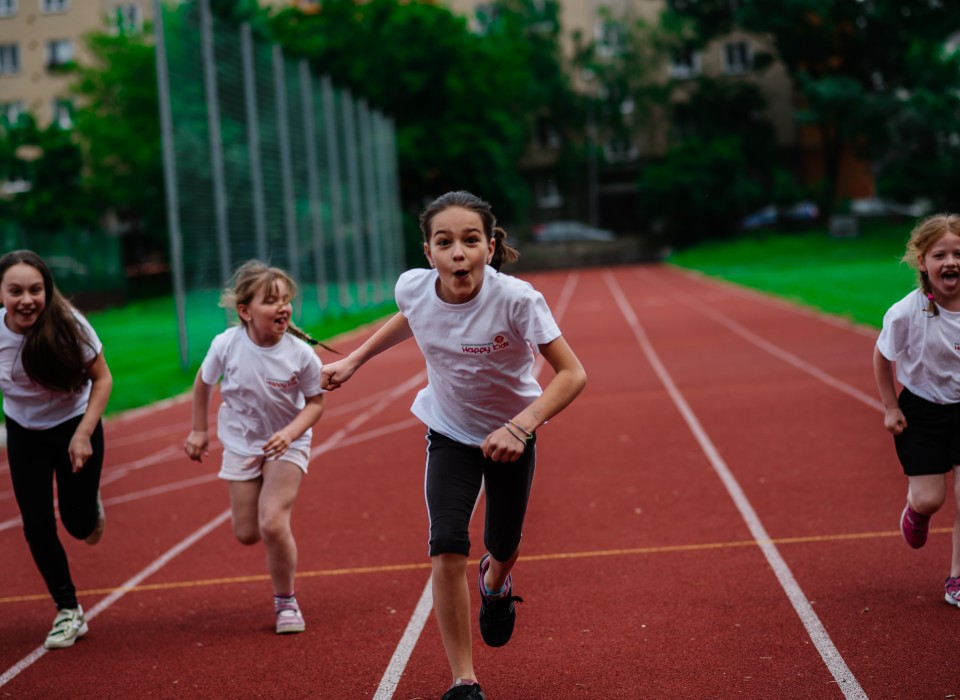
left=876, top=289, right=960, bottom=404
left=395, top=266, right=561, bottom=446
left=200, top=326, right=323, bottom=457
left=0, top=307, right=102, bottom=429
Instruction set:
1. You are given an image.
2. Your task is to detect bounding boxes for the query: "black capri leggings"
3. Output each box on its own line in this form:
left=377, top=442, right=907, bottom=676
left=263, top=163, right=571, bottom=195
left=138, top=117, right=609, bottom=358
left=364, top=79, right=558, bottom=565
left=6, top=414, right=104, bottom=610
left=424, top=429, right=536, bottom=561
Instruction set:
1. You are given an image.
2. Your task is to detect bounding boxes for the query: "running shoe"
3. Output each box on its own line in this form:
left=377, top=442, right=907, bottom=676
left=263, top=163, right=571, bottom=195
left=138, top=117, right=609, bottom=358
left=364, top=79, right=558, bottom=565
left=44, top=606, right=89, bottom=649
left=946, top=577, right=960, bottom=607
left=900, top=504, right=930, bottom=549
left=441, top=681, right=485, bottom=699
left=477, top=553, right=523, bottom=648
left=275, top=598, right=306, bottom=634
left=85, top=491, right=106, bottom=545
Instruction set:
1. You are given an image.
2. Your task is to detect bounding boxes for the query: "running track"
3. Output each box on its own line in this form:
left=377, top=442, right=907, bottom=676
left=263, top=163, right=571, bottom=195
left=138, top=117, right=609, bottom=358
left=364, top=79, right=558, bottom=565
left=0, top=264, right=955, bottom=699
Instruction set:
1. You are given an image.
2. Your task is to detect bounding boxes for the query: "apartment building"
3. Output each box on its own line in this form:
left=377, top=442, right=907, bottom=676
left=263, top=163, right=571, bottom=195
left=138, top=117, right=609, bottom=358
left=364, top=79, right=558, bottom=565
left=0, top=1, right=149, bottom=128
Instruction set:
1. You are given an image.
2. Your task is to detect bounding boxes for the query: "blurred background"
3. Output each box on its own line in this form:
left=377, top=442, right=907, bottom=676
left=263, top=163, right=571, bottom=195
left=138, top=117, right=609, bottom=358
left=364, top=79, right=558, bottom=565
left=0, top=0, right=957, bottom=383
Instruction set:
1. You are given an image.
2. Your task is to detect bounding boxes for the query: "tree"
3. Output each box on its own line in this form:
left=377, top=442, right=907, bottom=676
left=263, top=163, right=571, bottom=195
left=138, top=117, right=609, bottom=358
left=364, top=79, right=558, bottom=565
left=268, top=0, right=575, bottom=227
left=664, top=0, right=960, bottom=211
left=70, top=27, right=165, bottom=245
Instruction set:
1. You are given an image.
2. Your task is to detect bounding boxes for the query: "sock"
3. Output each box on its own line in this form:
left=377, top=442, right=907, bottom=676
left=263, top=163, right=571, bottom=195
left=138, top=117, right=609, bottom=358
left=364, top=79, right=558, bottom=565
left=274, top=592, right=297, bottom=609
left=483, top=575, right=511, bottom=599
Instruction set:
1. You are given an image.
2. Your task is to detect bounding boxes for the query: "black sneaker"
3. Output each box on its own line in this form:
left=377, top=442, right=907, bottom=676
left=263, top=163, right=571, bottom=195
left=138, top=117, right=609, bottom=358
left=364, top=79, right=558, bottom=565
left=441, top=681, right=485, bottom=700
left=477, top=553, right=523, bottom=648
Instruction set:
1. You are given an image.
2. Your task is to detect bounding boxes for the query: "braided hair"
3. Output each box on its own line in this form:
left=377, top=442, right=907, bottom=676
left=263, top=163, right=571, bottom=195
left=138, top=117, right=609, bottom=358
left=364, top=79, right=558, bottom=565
left=902, top=214, right=960, bottom=317
left=221, top=260, right=339, bottom=353
left=418, top=191, right=519, bottom=271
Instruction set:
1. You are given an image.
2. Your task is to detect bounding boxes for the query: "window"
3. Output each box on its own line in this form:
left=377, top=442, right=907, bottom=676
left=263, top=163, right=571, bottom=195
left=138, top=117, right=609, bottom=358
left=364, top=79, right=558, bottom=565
left=668, top=45, right=701, bottom=79
left=535, top=116, right=561, bottom=150
left=46, top=39, right=73, bottom=69
left=0, top=0, right=17, bottom=18
left=595, top=20, right=627, bottom=58
left=51, top=98, right=72, bottom=129
left=110, top=3, right=142, bottom=33
left=0, top=44, right=19, bottom=75
left=0, top=100, right=24, bottom=124
left=535, top=178, right=562, bottom=209
left=723, top=41, right=753, bottom=75
left=470, top=3, right=498, bottom=34
left=40, top=0, right=69, bottom=12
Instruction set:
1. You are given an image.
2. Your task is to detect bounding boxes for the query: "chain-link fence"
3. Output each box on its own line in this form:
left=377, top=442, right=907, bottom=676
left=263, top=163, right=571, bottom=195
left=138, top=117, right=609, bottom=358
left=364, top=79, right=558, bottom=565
left=154, top=0, right=404, bottom=368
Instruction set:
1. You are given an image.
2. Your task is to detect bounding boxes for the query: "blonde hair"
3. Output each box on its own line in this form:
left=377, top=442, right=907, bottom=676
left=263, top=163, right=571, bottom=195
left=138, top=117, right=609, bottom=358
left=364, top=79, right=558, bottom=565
left=902, top=213, right=960, bottom=316
left=221, top=260, right=338, bottom=351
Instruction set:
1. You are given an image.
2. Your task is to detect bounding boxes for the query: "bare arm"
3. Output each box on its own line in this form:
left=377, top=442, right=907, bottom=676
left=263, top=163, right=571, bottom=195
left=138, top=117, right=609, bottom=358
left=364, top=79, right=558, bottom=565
left=68, top=351, right=113, bottom=472
left=321, top=312, right=413, bottom=391
left=481, top=336, right=587, bottom=462
left=262, top=393, right=325, bottom=458
left=184, top=370, right=213, bottom=462
left=872, top=345, right=906, bottom=435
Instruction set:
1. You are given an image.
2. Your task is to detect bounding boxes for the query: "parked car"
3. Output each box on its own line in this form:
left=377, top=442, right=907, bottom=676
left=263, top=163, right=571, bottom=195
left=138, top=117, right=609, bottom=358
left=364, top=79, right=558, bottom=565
left=739, top=201, right=819, bottom=229
left=533, top=220, right=616, bottom=242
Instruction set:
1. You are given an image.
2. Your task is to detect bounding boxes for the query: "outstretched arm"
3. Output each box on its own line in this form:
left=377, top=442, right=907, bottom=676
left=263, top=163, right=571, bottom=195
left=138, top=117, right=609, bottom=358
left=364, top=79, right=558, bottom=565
left=321, top=312, right=413, bottom=391
left=873, top=345, right=906, bottom=435
left=185, top=370, right=213, bottom=462
left=481, top=336, right=587, bottom=463
left=68, top=351, right=113, bottom=472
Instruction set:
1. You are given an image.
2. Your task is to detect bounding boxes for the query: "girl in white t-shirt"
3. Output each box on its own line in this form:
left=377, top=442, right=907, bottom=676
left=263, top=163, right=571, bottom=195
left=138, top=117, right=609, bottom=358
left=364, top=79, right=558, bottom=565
left=0, top=250, right=112, bottom=650
left=184, top=261, right=326, bottom=635
left=321, top=191, right=586, bottom=700
left=874, top=214, right=960, bottom=606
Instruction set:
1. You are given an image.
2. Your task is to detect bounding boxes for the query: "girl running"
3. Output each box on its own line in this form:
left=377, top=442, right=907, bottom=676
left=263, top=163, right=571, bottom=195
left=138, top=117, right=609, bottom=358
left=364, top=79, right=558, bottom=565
left=321, top=191, right=587, bottom=699
left=184, top=260, right=325, bottom=635
left=0, top=250, right=112, bottom=649
left=874, top=213, right=960, bottom=605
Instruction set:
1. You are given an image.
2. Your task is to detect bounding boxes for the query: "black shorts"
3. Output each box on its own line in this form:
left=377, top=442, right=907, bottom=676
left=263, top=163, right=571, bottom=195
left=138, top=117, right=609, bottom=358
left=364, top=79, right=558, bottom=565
left=424, top=429, right=536, bottom=560
left=894, top=388, right=960, bottom=476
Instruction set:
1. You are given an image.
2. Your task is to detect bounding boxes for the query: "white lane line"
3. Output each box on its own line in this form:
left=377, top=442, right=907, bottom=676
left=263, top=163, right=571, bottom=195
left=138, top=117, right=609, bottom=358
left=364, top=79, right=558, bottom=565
left=604, top=270, right=867, bottom=700
left=0, top=369, right=424, bottom=690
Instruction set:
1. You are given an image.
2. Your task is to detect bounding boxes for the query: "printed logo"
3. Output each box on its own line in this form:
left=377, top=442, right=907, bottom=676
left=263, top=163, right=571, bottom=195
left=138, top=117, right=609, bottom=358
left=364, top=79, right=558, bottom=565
left=266, top=372, right=300, bottom=390
left=461, top=334, right=511, bottom=355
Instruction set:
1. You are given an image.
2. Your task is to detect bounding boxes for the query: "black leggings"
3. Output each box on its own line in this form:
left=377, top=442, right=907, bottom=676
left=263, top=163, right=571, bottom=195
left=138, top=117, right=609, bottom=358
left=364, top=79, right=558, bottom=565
left=424, top=430, right=536, bottom=561
left=6, top=414, right=104, bottom=610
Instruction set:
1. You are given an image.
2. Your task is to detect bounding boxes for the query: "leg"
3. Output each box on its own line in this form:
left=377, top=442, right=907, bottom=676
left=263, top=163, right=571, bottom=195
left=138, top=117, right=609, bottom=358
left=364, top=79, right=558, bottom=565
left=907, top=474, right=948, bottom=515
left=228, top=478, right=263, bottom=546
left=952, top=466, right=960, bottom=577
left=57, top=420, right=105, bottom=541
left=424, top=432, right=484, bottom=685
left=432, top=554, right=475, bottom=682
left=258, top=460, right=303, bottom=596
left=481, top=439, right=536, bottom=591
left=6, top=417, right=78, bottom=610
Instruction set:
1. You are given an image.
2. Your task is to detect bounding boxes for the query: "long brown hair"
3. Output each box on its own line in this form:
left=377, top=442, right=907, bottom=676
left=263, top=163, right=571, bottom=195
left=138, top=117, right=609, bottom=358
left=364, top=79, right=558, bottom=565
left=221, top=260, right=339, bottom=352
left=0, top=250, right=96, bottom=392
left=903, top=213, right=960, bottom=317
left=418, top=191, right=520, bottom=271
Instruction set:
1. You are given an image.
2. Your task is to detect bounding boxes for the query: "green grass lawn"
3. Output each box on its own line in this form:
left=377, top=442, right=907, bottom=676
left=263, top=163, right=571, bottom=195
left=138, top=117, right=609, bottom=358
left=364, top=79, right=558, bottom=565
left=88, top=298, right=396, bottom=417
left=666, top=218, right=919, bottom=328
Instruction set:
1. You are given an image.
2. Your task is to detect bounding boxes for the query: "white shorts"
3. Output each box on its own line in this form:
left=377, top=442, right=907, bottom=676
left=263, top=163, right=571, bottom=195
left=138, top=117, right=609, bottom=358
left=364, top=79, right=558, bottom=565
left=218, top=447, right=311, bottom=481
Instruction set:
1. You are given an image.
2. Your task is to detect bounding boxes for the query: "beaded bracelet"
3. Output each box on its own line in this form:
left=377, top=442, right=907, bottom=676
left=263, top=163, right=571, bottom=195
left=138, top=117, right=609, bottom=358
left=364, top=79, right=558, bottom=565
left=503, top=423, right=528, bottom=447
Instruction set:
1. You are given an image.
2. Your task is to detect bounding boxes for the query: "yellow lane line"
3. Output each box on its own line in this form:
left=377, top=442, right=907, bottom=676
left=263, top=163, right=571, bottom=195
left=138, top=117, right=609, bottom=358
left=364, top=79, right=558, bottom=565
left=2, top=527, right=941, bottom=605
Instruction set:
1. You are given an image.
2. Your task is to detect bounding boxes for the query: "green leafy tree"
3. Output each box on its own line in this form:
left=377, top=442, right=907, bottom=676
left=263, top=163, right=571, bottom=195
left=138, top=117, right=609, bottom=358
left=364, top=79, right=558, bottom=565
left=664, top=0, right=960, bottom=211
left=0, top=114, right=97, bottom=232
left=70, top=27, right=165, bottom=245
left=269, top=0, right=573, bottom=227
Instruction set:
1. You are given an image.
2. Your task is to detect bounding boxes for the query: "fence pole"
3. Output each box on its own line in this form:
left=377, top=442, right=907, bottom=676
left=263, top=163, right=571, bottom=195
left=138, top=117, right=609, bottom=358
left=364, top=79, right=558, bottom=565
left=240, top=23, right=268, bottom=261
left=273, top=44, right=300, bottom=314
left=299, top=61, right=328, bottom=311
left=359, top=100, right=383, bottom=304
left=341, top=91, right=368, bottom=307
left=322, top=76, right=350, bottom=310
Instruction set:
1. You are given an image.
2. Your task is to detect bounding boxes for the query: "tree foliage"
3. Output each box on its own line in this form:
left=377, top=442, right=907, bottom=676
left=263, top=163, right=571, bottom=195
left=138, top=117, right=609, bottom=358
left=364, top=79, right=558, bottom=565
left=665, top=0, right=960, bottom=210
left=268, top=0, right=573, bottom=225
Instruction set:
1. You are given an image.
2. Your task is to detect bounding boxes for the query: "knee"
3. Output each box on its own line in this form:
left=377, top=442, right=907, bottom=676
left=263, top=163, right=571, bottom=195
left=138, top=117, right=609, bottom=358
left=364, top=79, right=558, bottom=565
left=233, top=522, right=260, bottom=545
left=258, top=510, right=290, bottom=543
left=912, top=492, right=946, bottom=515
left=431, top=553, right=467, bottom=584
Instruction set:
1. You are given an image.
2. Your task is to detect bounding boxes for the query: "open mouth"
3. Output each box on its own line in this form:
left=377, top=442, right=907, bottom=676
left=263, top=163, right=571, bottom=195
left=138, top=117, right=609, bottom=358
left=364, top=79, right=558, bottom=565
left=453, top=269, right=470, bottom=279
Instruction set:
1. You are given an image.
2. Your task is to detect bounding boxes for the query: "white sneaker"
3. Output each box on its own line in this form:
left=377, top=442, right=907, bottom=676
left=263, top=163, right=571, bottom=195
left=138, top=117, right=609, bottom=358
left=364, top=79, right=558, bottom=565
left=44, top=606, right=89, bottom=649
left=275, top=600, right=305, bottom=634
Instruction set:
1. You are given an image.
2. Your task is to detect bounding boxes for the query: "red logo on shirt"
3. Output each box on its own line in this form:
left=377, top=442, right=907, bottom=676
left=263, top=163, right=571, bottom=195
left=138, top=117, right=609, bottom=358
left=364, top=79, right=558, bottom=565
left=266, top=373, right=300, bottom=390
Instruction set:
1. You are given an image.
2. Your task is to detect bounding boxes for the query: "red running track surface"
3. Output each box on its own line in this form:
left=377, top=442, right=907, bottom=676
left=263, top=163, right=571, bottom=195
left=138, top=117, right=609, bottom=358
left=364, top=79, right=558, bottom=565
left=0, top=264, right=954, bottom=699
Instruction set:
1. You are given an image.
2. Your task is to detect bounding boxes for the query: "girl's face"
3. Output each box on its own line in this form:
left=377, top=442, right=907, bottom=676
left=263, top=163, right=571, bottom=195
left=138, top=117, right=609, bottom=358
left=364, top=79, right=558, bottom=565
left=423, top=206, right=495, bottom=304
left=920, top=231, right=960, bottom=309
left=238, top=278, right=292, bottom=347
left=0, top=262, right=46, bottom=334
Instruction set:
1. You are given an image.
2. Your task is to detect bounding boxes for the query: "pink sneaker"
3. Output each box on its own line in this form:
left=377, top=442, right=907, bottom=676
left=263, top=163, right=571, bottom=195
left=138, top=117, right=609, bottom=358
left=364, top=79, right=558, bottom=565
left=275, top=597, right=305, bottom=635
left=946, top=577, right=960, bottom=607
left=900, top=504, right=930, bottom=549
